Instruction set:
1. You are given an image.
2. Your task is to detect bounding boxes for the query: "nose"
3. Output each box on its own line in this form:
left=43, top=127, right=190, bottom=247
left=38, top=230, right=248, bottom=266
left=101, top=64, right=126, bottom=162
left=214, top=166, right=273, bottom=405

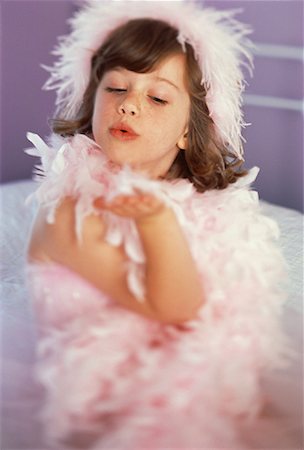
left=118, top=94, right=140, bottom=116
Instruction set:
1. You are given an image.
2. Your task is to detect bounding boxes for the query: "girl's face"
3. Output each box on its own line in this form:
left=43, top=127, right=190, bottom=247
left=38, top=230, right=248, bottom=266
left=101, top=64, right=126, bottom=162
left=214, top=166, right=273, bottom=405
left=92, top=53, right=190, bottom=179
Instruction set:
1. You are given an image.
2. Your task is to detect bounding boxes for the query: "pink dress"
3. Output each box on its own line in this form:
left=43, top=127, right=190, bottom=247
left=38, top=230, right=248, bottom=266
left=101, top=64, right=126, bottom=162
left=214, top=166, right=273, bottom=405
left=26, top=133, right=289, bottom=449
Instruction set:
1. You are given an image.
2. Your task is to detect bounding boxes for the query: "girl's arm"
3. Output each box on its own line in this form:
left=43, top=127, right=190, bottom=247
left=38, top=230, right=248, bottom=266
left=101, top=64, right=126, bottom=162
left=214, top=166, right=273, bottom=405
left=138, top=211, right=204, bottom=322
left=96, top=193, right=204, bottom=323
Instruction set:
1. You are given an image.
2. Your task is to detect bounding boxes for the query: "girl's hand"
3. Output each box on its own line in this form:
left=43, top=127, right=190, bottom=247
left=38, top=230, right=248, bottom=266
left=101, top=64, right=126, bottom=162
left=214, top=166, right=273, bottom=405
left=94, top=193, right=168, bottom=223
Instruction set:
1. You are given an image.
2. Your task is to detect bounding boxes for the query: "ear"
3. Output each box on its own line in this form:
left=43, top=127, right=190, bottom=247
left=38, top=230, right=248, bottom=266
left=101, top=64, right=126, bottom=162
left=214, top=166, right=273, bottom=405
left=177, top=129, right=188, bottom=151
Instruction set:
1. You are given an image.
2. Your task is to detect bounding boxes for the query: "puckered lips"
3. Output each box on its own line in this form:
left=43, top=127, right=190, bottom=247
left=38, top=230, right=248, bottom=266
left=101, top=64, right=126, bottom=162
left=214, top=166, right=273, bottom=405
left=109, top=122, right=139, bottom=141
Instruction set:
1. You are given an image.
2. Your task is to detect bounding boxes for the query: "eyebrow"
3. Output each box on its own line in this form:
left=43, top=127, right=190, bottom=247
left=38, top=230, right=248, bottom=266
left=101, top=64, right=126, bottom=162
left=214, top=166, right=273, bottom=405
left=106, top=69, right=180, bottom=91
left=154, top=77, right=180, bottom=91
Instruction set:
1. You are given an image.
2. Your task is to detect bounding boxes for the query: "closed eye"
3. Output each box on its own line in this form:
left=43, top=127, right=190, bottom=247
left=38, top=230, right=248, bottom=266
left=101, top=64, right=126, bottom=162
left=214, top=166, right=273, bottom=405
left=105, top=88, right=167, bottom=105
left=105, top=87, right=127, bottom=93
left=150, top=96, right=168, bottom=105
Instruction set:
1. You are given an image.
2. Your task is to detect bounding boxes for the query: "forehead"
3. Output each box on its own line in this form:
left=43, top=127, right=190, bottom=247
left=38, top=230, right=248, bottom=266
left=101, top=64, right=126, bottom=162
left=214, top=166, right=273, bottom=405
left=105, top=53, right=188, bottom=91
left=152, top=53, right=188, bottom=88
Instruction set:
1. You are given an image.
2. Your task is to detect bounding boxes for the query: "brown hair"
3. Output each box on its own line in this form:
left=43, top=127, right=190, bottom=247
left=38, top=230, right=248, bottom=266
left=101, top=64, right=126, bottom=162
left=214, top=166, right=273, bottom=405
left=52, top=18, right=247, bottom=191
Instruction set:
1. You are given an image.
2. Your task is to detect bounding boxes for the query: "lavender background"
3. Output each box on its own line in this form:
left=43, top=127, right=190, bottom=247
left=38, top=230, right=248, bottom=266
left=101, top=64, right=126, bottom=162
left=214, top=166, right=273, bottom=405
left=1, top=0, right=303, bottom=212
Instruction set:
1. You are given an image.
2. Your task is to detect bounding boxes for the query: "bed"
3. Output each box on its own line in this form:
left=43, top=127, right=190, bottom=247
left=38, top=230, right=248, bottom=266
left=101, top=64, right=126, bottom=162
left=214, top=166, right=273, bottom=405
left=1, top=179, right=303, bottom=449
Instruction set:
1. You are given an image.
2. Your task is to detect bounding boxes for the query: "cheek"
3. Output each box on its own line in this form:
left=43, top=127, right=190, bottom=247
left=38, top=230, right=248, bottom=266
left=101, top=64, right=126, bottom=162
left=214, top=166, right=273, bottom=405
left=92, top=99, right=111, bottom=135
left=153, top=108, right=188, bottom=139
left=144, top=123, right=181, bottom=150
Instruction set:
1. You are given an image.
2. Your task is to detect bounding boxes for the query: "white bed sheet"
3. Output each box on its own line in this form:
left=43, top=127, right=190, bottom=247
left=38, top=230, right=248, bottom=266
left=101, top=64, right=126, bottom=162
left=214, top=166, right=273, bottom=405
left=1, top=179, right=303, bottom=449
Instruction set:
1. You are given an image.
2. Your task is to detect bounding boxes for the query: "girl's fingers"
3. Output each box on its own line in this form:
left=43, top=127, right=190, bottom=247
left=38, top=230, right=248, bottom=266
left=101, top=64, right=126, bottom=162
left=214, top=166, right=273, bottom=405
left=94, top=197, right=105, bottom=208
left=94, top=195, right=130, bottom=210
left=94, top=193, right=164, bottom=218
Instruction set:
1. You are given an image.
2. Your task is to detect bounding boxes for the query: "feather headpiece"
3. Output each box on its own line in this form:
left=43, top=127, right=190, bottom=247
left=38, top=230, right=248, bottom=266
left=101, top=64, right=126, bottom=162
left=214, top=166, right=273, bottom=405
left=43, top=0, right=253, bottom=159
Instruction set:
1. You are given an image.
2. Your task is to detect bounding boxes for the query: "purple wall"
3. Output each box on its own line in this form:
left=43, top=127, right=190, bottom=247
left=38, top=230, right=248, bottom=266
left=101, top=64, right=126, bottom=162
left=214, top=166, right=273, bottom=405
left=204, top=0, right=303, bottom=213
left=1, top=0, right=303, bottom=212
left=1, top=0, right=74, bottom=180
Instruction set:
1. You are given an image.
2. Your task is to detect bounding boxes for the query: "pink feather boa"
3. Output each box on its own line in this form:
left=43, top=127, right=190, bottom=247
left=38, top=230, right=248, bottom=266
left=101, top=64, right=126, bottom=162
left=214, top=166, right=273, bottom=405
left=26, top=132, right=289, bottom=448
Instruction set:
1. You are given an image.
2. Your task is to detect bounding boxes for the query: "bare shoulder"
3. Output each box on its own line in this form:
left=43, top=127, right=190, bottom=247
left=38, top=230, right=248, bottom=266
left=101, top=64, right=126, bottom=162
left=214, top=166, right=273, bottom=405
left=27, top=197, right=128, bottom=296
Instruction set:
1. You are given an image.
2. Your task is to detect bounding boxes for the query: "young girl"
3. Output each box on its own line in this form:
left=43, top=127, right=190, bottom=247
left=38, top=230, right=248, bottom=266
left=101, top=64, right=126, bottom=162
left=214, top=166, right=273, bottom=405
left=26, top=1, right=288, bottom=448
